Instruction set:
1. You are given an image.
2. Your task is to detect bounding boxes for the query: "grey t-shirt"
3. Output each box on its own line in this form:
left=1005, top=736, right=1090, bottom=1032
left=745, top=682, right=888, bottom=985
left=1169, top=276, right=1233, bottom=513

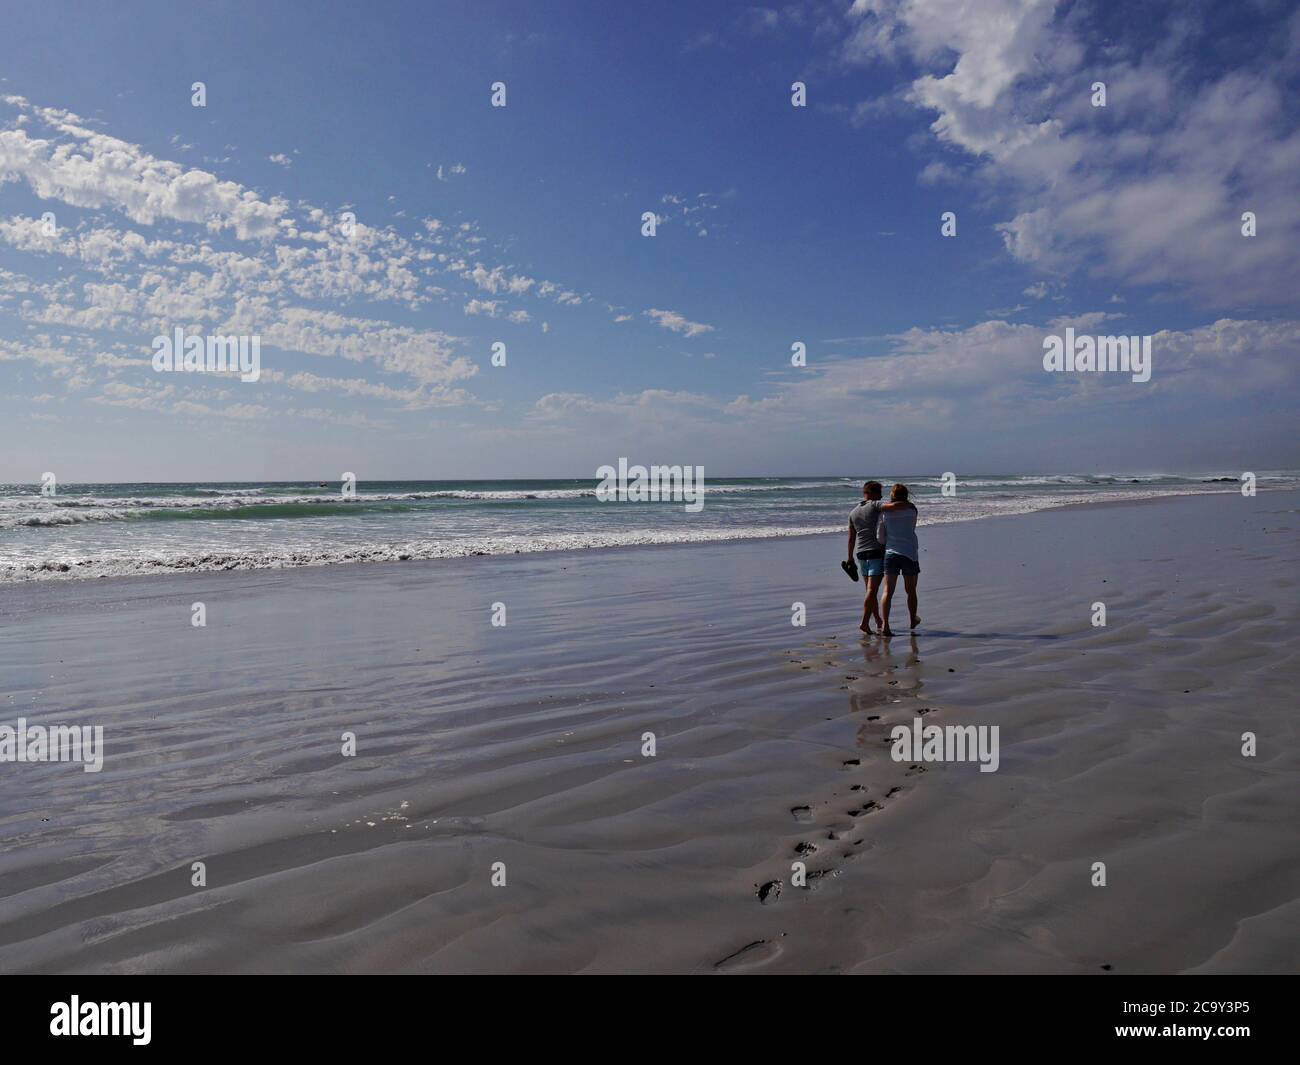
left=850, top=500, right=885, bottom=556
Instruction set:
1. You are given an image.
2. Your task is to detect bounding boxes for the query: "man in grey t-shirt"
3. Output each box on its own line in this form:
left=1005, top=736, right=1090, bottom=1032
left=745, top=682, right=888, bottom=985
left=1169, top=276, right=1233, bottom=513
left=847, top=481, right=886, bottom=634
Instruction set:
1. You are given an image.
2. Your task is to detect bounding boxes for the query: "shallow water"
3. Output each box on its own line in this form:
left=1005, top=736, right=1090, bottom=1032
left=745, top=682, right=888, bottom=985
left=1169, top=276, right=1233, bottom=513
left=2, top=471, right=1294, bottom=580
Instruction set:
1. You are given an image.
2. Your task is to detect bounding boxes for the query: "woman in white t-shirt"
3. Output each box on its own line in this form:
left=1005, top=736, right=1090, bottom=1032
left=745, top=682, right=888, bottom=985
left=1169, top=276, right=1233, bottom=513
left=877, top=483, right=920, bottom=638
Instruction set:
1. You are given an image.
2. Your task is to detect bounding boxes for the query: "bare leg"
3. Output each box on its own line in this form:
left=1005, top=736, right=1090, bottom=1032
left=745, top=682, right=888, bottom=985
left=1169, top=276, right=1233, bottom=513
left=860, top=574, right=883, bottom=633
left=880, top=573, right=899, bottom=638
left=904, top=573, right=920, bottom=628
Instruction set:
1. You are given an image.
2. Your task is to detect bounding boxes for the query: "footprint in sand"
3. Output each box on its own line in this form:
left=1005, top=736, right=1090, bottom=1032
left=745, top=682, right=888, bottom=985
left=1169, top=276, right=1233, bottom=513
left=806, top=867, right=842, bottom=886
left=729, top=647, right=940, bottom=970
left=714, top=939, right=783, bottom=972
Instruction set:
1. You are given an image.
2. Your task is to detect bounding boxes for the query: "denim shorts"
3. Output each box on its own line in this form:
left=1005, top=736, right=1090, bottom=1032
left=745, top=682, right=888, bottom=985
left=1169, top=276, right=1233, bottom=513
left=884, top=551, right=920, bottom=577
left=856, top=552, right=885, bottom=578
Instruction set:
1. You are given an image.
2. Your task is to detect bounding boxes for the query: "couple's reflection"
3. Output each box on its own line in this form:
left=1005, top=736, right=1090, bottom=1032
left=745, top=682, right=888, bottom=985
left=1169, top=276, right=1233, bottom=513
left=845, top=632, right=921, bottom=716
left=858, top=631, right=919, bottom=669
left=847, top=633, right=923, bottom=755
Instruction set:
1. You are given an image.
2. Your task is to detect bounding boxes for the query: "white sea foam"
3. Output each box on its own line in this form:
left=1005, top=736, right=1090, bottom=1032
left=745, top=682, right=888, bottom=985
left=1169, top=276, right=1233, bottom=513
left=3, top=509, right=143, bottom=528
left=0, top=479, right=866, bottom=524
left=0, top=481, right=1268, bottom=582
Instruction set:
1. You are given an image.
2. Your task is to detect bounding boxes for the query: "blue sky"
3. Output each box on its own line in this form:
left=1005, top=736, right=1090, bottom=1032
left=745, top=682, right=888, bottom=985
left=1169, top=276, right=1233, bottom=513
left=1, top=0, right=1297, bottom=480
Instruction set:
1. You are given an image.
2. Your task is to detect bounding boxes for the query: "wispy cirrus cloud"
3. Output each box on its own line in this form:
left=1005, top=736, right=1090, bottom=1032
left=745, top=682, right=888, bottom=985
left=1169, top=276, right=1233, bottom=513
left=643, top=308, right=715, bottom=337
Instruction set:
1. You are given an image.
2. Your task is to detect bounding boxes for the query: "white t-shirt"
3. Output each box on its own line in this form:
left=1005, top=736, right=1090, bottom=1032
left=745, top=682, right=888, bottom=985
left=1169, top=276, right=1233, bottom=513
left=879, top=505, right=919, bottom=560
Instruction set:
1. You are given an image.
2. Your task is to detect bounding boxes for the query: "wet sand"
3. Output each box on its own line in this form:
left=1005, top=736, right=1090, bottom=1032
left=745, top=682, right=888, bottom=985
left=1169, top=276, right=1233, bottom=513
left=1, top=490, right=1297, bottom=973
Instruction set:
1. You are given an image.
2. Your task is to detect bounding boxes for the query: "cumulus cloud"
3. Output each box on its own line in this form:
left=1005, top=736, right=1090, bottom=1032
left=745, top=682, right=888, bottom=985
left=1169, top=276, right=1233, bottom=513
left=842, top=0, right=1300, bottom=306
left=529, top=314, right=1299, bottom=445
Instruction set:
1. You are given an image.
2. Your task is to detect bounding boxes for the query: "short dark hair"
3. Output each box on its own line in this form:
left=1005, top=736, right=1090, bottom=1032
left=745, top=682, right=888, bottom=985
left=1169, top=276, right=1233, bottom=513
left=863, top=480, right=883, bottom=496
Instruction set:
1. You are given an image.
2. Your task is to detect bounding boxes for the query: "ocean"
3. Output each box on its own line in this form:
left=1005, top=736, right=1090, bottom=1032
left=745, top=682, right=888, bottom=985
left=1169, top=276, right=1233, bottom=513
left=1, top=472, right=1293, bottom=582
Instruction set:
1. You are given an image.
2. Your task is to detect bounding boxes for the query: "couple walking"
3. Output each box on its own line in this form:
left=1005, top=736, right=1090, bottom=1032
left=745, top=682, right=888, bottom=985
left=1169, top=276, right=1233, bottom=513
left=845, top=481, right=920, bottom=638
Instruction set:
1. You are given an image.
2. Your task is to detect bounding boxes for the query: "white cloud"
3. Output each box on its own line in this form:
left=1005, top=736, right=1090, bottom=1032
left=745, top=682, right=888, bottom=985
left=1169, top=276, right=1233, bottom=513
left=0, top=104, right=289, bottom=240
left=531, top=313, right=1300, bottom=445
left=643, top=308, right=715, bottom=337
left=464, top=298, right=500, bottom=317
left=842, top=0, right=1300, bottom=306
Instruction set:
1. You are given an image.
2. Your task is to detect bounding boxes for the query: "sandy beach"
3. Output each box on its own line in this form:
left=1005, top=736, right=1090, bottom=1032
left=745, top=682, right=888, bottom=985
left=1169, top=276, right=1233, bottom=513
left=1, top=490, right=1296, bottom=974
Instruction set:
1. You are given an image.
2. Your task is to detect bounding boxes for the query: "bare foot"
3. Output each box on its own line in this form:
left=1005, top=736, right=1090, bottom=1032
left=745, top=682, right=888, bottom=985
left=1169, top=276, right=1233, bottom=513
left=881, top=628, right=895, bottom=639
left=859, top=623, right=873, bottom=635
left=910, top=615, right=921, bottom=629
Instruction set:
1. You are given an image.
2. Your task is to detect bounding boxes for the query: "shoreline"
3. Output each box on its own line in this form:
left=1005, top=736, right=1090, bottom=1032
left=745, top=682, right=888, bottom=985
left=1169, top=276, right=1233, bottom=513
left=1, top=490, right=1296, bottom=973
left=0, top=482, right=1275, bottom=589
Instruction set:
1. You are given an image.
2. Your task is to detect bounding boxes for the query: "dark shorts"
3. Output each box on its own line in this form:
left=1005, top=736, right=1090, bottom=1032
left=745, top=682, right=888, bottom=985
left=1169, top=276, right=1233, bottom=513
left=884, top=552, right=920, bottom=577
